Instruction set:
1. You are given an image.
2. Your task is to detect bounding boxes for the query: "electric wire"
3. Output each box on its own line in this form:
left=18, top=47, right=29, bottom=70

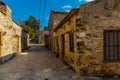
left=38, top=0, right=42, bottom=30
left=41, top=0, right=47, bottom=30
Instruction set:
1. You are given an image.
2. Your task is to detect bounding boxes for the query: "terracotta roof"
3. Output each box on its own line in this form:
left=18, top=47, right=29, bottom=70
left=54, top=8, right=79, bottom=32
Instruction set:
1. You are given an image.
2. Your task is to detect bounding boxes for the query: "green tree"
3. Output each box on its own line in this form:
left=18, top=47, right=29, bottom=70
left=21, top=25, right=35, bottom=39
left=21, top=16, right=40, bottom=39
left=25, top=16, right=40, bottom=31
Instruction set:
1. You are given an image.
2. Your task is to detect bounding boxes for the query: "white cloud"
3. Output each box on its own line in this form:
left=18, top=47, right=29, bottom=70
left=85, top=0, right=94, bottom=2
left=78, top=0, right=94, bottom=2
left=66, top=9, right=70, bottom=12
left=77, top=6, right=79, bottom=8
left=79, top=0, right=82, bottom=2
left=62, top=4, right=72, bottom=12
left=46, top=17, right=49, bottom=20
left=62, top=4, right=72, bottom=9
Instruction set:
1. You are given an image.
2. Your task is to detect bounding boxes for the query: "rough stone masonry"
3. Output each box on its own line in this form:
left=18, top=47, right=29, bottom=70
left=74, top=0, right=120, bottom=76
left=0, top=2, right=21, bottom=63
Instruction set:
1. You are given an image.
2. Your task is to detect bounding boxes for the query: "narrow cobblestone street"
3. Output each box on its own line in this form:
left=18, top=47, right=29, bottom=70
left=0, top=44, right=100, bottom=80
left=0, top=45, right=75, bottom=80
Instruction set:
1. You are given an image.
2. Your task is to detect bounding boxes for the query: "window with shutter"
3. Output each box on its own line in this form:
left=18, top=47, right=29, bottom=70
left=104, top=30, right=120, bottom=61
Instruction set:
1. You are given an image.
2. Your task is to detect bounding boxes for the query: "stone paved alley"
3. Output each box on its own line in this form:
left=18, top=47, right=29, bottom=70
left=0, top=44, right=101, bottom=80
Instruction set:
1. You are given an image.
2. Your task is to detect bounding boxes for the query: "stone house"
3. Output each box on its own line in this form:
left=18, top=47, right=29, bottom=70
left=44, top=27, right=50, bottom=47
left=40, top=30, right=45, bottom=44
left=44, top=34, right=50, bottom=48
left=54, top=0, right=120, bottom=76
left=21, top=30, right=29, bottom=51
left=34, top=30, right=41, bottom=44
left=44, top=29, right=50, bottom=47
left=54, top=9, right=79, bottom=58
left=0, top=1, right=21, bottom=63
left=39, top=30, right=48, bottom=45
left=48, top=11, right=68, bottom=52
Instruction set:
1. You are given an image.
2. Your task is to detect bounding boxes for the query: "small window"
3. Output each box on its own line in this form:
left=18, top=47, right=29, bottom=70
left=104, top=30, right=120, bottom=61
left=69, top=33, right=74, bottom=52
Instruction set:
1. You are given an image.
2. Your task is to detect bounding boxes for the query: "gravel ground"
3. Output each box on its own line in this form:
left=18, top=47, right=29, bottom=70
left=0, top=44, right=101, bottom=80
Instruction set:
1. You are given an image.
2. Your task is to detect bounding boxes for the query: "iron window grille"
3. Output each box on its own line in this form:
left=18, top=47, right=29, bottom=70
left=69, top=33, right=74, bottom=52
left=104, top=30, right=120, bottom=61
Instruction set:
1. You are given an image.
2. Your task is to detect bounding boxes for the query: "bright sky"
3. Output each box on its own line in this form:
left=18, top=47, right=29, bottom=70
left=3, top=0, right=94, bottom=29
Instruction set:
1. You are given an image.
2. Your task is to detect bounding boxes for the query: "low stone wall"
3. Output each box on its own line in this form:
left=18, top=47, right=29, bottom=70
left=0, top=53, right=16, bottom=64
left=67, top=53, right=120, bottom=77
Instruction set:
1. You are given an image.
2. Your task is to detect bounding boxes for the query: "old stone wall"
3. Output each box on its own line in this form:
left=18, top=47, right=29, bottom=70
left=49, top=11, right=68, bottom=52
left=55, top=11, right=79, bottom=68
left=54, top=0, right=120, bottom=76
left=21, top=30, right=29, bottom=51
left=0, top=3, right=21, bottom=63
left=73, top=0, right=120, bottom=76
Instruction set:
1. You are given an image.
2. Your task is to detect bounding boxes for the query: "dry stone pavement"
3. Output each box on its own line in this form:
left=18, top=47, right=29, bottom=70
left=0, top=44, right=101, bottom=80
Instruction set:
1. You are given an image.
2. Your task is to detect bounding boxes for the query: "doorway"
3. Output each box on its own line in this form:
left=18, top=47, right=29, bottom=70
left=0, top=32, right=2, bottom=63
left=61, top=35, right=65, bottom=59
left=14, top=35, right=19, bottom=54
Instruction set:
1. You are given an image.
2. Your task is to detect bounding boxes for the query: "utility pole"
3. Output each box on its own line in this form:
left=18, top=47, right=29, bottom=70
left=19, top=18, right=23, bottom=26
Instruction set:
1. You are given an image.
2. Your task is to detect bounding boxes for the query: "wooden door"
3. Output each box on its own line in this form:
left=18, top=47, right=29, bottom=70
left=0, top=32, right=2, bottom=63
left=61, top=35, right=65, bottom=59
left=14, top=35, right=19, bottom=54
